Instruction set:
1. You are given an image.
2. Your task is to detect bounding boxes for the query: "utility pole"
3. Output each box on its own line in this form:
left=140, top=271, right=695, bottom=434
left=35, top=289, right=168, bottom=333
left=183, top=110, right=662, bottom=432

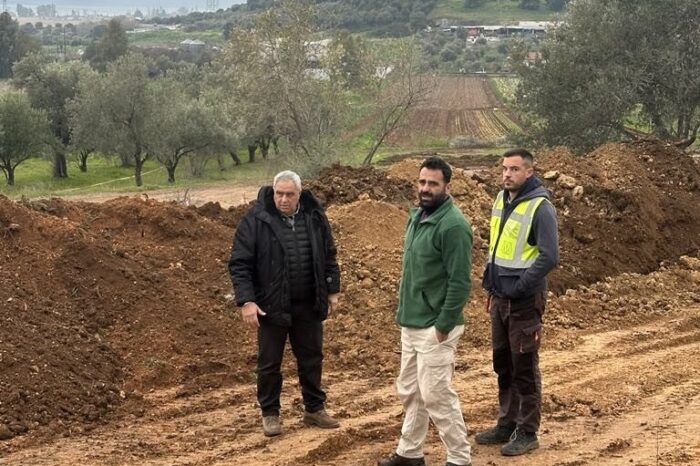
left=2, top=0, right=7, bottom=14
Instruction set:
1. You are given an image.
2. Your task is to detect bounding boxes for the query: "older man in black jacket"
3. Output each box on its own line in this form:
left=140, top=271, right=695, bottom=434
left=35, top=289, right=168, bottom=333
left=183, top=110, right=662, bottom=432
left=229, top=170, right=341, bottom=437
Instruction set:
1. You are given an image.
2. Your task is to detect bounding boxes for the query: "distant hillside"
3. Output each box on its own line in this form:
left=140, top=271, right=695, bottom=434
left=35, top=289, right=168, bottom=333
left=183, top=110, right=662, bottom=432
left=156, top=0, right=567, bottom=38
left=431, top=0, right=566, bottom=23
left=246, top=0, right=565, bottom=35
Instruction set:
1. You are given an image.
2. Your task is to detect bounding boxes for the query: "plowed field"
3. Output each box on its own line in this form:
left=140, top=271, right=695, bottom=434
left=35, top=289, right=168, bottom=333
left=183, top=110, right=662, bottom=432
left=389, top=76, right=521, bottom=145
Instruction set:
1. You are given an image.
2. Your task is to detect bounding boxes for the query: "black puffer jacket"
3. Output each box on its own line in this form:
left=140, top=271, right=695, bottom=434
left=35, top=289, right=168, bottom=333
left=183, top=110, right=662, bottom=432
left=228, top=186, right=341, bottom=326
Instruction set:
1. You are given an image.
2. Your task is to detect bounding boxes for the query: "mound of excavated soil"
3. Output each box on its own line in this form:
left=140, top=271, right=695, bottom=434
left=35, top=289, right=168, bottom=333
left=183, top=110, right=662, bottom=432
left=325, top=198, right=406, bottom=377
left=538, top=140, right=700, bottom=292
left=0, top=196, right=248, bottom=441
left=0, top=140, right=698, bottom=445
left=305, top=164, right=415, bottom=208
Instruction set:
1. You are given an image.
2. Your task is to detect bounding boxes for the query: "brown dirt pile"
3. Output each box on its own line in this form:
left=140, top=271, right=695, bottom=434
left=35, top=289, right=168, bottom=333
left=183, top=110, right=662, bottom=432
left=325, top=198, right=407, bottom=378
left=0, top=196, right=249, bottom=441
left=305, top=164, right=415, bottom=208
left=0, top=140, right=698, bottom=446
left=537, top=140, right=700, bottom=292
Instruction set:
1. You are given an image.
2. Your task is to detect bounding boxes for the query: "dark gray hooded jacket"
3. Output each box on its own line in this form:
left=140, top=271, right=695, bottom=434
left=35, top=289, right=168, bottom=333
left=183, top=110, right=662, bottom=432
left=482, top=176, right=559, bottom=300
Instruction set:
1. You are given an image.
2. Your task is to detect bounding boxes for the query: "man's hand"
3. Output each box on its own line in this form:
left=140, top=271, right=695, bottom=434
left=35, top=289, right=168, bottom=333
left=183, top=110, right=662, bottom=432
left=328, top=293, right=340, bottom=316
left=435, top=328, right=448, bottom=343
left=485, top=294, right=492, bottom=315
left=241, top=302, right=266, bottom=328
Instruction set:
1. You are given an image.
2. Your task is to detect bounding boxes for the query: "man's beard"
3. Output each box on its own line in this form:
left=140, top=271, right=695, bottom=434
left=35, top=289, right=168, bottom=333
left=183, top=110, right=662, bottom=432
left=419, top=190, right=448, bottom=210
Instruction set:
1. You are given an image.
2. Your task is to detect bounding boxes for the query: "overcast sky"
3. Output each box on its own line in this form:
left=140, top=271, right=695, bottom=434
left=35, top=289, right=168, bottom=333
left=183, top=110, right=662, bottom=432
left=8, top=1, right=246, bottom=15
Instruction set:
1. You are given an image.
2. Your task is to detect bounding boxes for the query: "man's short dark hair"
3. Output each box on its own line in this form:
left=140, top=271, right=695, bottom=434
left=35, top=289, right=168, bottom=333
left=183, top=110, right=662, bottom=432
left=420, top=156, right=452, bottom=183
left=503, top=148, right=534, bottom=165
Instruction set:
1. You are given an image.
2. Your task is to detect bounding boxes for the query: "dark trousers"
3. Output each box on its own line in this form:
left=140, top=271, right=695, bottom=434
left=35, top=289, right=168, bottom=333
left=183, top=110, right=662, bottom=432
left=257, top=306, right=325, bottom=417
left=489, top=293, right=545, bottom=433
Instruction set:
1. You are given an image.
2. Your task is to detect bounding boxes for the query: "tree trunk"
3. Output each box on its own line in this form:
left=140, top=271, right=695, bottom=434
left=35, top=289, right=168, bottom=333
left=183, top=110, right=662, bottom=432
left=673, top=122, right=700, bottom=149
left=650, top=113, right=670, bottom=139
left=52, top=150, right=68, bottom=179
left=260, top=139, right=270, bottom=159
left=229, top=150, right=241, bottom=166
left=5, top=166, right=14, bottom=186
left=78, top=149, right=92, bottom=172
left=248, top=144, right=257, bottom=163
left=134, top=159, right=144, bottom=187
left=677, top=111, right=692, bottom=139
left=166, top=165, right=176, bottom=183
left=216, top=154, right=226, bottom=171
left=272, top=136, right=279, bottom=155
left=363, top=142, right=382, bottom=166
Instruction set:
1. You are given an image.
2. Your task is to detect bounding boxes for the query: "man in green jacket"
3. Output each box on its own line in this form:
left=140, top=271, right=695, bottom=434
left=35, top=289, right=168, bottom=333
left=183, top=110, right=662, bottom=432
left=378, top=157, right=473, bottom=466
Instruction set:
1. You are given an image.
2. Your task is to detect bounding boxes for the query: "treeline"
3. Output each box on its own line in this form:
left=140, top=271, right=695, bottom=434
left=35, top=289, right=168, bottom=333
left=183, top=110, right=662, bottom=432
left=316, top=0, right=438, bottom=36
left=0, top=2, right=426, bottom=187
left=251, top=0, right=439, bottom=36
left=158, top=0, right=439, bottom=37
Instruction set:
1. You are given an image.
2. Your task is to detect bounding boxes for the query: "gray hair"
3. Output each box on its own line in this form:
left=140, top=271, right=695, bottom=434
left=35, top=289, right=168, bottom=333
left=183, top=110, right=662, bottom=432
left=273, top=170, right=302, bottom=191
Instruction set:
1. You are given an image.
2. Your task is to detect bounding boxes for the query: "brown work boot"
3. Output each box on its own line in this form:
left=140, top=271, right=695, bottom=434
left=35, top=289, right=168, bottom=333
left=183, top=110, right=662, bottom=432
left=302, top=409, right=340, bottom=429
left=262, top=415, right=282, bottom=437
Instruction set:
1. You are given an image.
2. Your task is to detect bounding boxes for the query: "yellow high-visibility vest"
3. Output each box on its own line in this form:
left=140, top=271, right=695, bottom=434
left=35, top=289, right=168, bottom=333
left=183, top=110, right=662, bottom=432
left=488, top=191, right=546, bottom=268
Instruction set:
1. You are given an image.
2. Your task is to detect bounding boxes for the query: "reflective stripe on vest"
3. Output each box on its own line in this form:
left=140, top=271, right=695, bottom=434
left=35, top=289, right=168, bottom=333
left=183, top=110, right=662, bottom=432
left=488, top=191, right=545, bottom=269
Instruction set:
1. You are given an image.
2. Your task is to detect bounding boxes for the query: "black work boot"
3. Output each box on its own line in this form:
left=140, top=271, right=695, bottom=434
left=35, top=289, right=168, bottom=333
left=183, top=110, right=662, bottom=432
left=474, top=423, right=516, bottom=445
left=501, top=428, right=539, bottom=456
left=377, top=452, right=427, bottom=466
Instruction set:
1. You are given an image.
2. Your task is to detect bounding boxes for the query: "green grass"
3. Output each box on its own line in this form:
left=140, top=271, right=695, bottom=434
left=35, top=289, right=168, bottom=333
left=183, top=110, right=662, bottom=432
left=0, top=79, right=12, bottom=95
left=0, top=154, right=274, bottom=200
left=127, top=28, right=225, bottom=47
left=433, top=0, right=561, bottom=22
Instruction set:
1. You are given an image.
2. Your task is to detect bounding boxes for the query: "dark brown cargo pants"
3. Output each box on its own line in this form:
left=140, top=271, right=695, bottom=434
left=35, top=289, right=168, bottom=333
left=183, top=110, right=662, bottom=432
left=489, top=292, right=545, bottom=434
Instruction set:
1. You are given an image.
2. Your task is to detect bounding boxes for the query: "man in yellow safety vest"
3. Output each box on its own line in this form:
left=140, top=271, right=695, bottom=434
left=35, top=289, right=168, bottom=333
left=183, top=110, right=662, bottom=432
left=476, top=149, right=559, bottom=457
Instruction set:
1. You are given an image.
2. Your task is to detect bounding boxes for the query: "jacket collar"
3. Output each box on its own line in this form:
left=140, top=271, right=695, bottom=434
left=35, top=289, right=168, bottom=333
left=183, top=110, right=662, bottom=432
left=254, top=185, right=323, bottom=222
left=411, top=195, right=455, bottom=224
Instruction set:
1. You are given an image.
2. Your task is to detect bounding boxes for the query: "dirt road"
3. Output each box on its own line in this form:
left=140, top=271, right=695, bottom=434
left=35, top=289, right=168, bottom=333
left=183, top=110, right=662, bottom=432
left=58, top=181, right=262, bottom=208
left=3, top=300, right=698, bottom=466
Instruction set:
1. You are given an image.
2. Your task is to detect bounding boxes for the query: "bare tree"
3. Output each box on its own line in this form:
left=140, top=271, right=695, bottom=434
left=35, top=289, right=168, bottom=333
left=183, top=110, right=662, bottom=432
left=361, top=39, right=428, bottom=165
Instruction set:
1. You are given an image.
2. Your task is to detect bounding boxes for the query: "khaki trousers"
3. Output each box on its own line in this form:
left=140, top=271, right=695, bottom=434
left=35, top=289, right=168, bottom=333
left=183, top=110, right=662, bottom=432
left=395, top=325, right=471, bottom=465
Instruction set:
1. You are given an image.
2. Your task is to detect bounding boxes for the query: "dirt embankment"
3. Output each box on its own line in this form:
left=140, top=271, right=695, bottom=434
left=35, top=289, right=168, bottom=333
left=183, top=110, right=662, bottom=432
left=0, top=140, right=699, bottom=463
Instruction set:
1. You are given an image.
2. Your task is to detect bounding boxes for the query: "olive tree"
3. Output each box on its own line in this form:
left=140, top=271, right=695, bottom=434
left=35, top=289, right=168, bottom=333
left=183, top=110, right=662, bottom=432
left=145, top=78, right=227, bottom=183
left=0, top=91, right=50, bottom=186
left=221, top=0, right=353, bottom=171
left=515, top=0, right=700, bottom=151
left=70, top=54, right=152, bottom=186
left=13, top=55, right=95, bottom=177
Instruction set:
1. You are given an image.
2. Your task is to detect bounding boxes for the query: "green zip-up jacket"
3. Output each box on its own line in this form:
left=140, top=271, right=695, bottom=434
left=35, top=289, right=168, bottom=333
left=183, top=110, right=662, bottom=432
left=397, top=196, right=473, bottom=334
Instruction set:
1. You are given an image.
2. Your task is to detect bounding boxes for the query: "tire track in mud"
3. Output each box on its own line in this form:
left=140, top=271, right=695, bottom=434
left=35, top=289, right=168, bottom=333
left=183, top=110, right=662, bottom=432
left=4, top=307, right=698, bottom=466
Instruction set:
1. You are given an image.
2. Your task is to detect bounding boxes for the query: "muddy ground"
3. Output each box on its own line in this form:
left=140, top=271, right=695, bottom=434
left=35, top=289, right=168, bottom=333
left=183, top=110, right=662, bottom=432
left=0, top=140, right=699, bottom=465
